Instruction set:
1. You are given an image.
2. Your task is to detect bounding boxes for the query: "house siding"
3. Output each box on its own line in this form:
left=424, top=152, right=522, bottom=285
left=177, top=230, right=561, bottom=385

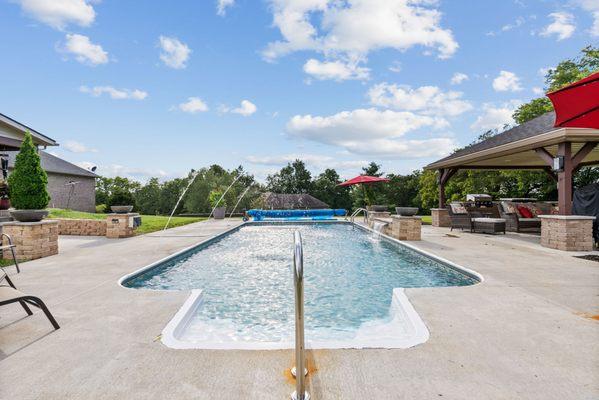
left=46, top=173, right=96, bottom=213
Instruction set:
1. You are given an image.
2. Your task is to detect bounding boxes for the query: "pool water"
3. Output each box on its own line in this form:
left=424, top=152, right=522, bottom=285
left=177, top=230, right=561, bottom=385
left=124, top=223, right=477, bottom=346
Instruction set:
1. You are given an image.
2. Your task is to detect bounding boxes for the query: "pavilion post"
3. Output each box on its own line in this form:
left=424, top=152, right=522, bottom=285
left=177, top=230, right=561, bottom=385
left=438, top=168, right=457, bottom=208
left=557, top=142, right=573, bottom=215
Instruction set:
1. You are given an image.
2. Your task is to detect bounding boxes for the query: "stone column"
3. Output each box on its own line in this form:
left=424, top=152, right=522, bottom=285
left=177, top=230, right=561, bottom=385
left=106, top=213, right=140, bottom=239
left=389, top=216, right=422, bottom=241
left=539, top=215, right=595, bottom=251
left=2, top=220, right=59, bottom=260
left=431, top=208, right=450, bottom=227
left=367, top=211, right=391, bottom=227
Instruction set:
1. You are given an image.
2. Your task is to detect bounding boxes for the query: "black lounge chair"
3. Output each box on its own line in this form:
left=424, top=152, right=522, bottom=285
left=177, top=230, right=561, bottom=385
left=0, top=269, right=60, bottom=330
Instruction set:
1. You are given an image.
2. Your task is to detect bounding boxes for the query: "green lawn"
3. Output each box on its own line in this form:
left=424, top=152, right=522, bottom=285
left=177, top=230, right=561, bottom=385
left=420, top=215, right=432, bottom=225
left=48, top=209, right=206, bottom=235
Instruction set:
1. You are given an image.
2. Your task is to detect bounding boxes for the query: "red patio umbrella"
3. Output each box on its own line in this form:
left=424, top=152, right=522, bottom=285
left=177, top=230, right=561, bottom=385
left=337, top=175, right=390, bottom=187
left=547, top=71, right=599, bottom=129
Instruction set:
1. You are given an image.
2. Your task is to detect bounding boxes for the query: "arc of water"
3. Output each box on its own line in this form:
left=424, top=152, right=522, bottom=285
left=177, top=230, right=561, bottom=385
left=207, top=173, right=243, bottom=220
left=163, top=171, right=200, bottom=231
left=228, top=186, right=251, bottom=219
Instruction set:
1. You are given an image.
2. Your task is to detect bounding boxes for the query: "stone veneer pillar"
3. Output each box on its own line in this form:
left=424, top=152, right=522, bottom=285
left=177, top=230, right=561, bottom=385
left=106, top=213, right=139, bottom=239
left=367, top=211, right=391, bottom=226
left=431, top=208, right=450, bottom=227
left=539, top=215, right=596, bottom=252
left=2, top=220, right=59, bottom=260
left=389, top=216, right=422, bottom=241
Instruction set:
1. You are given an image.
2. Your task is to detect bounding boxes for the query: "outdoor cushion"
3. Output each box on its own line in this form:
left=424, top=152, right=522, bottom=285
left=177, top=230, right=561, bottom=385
left=501, top=201, right=518, bottom=214
left=450, top=203, right=467, bottom=214
left=472, top=218, right=506, bottom=223
left=519, top=218, right=540, bottom=222
left=517, top=205, right=534, bottom=218
left=526, top=203, right=542, bottom=217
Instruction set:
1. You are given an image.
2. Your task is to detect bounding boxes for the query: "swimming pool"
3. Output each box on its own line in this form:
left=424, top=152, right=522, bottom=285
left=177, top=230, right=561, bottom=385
left=121, top=222, right=480, bottom=349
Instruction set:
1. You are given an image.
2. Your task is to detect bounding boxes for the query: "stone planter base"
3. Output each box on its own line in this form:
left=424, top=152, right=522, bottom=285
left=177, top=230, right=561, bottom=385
left=367, top=211, right=391, bottom=224
left=106, top=213, right=140, bottom=239
left=431, top=208, right=450, bottom=227
left=2, top=220, right=59, bottom=260
left=539, top=215, right=596, bottom=252
left=370, top=216, right=422, bottom=241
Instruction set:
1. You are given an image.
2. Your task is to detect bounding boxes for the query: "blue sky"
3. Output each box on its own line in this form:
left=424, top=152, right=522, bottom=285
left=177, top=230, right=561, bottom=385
left=1, top=0, right=597, bottom=182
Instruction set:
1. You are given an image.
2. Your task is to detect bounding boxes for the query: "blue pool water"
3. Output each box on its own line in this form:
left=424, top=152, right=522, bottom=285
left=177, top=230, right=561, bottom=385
left=125, top=223, right=477, bottom=345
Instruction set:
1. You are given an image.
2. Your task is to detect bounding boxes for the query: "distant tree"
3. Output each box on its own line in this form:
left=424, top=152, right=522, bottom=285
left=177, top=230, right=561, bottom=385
left=266, top=160, right=313, bottom=194
left=384, top=171, right=421, bottom=210
left=312, top=168, right=352, bottom=210
left=135, top=177, right=161, bottom=215
left=159, top=177, right=188, bottom=214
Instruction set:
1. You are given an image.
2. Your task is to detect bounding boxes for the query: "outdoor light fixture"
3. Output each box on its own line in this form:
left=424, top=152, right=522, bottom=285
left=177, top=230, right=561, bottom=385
left=553, top=156, right=564, bottom=172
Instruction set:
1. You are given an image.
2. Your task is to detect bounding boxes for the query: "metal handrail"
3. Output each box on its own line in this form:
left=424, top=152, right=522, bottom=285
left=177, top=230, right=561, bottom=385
left=349, top=207, right=368, bottom=223
left=292, top=231, right=309, bottom=400
left=1, top=233, right=20, bottom=273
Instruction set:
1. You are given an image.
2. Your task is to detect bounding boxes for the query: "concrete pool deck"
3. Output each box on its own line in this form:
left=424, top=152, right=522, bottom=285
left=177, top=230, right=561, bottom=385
left=1, top=220, right=598, bottom=399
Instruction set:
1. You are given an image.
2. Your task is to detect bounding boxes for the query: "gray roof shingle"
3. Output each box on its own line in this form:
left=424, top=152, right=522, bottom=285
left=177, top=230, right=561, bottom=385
left=6, top=151, right=98, bottom=178
left=428, top=111, right=557, bottom=167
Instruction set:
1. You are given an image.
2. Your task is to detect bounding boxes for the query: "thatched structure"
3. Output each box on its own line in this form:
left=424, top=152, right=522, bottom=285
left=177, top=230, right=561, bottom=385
left=254, top=192, right=329, bottom=210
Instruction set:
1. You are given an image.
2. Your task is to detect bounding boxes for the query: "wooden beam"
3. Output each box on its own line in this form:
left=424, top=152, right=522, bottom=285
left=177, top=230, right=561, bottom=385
left=572, top=142, right=597, bottom=170
left=543, top=168, right=558, bottom=182
left=534, top=147, right=554, bottom=167
left=557, top=142, right=573, bottom=215
left=438, top=168, right=458, bottom=208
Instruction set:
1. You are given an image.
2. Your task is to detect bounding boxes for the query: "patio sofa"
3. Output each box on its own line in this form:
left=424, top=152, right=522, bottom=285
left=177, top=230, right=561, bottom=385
left=447, top=202, right=504, bottom=233
left=498, top=200, right=557, bottom=233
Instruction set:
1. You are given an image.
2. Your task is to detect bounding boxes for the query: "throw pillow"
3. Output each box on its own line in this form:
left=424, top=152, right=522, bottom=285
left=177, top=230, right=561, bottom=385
left=517, top=205, right=534, bottom=218
left=450, top=203, right=467, bottom=214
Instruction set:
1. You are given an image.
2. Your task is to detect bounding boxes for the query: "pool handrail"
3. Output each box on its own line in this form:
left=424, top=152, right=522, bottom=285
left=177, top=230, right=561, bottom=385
left=292, top=231, right=309, bottom=400
left=349, top=207, right=368, bottom=224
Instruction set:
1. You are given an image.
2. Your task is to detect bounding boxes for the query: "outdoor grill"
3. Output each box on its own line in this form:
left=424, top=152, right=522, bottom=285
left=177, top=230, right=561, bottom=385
left=466, top=194, right=493, bottom=207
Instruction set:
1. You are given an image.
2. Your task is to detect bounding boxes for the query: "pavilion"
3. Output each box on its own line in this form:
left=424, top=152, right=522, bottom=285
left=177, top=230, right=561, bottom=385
left=425, top=72, right=599, bottom=251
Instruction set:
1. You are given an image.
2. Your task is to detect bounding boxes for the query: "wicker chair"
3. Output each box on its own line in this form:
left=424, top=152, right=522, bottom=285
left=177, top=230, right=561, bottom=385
left=447, top=203, right=473, bottom=231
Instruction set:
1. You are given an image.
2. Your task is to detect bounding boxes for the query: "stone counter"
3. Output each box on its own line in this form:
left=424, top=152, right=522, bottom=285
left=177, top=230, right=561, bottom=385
left=52, top=218, right=107, bottom=236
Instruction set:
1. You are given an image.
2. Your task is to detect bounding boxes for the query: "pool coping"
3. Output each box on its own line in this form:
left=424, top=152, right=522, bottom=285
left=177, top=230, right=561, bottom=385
left=117, top=220, right=484, bottom=350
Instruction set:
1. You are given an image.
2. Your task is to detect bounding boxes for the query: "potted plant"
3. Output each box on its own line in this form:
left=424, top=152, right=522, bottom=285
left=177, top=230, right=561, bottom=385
left=209, top=189, right=227, bottom=219
left=108, top=190, right=136, bottom=214
left=8, top=131, right=50, bottom=222
left=0, top=179, right=10, bottom=210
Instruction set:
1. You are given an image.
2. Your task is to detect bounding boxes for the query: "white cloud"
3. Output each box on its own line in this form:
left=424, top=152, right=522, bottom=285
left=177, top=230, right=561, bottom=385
left=232, top=100, right=257, bottom=116
left=575, top=0, right=599, bottom=36
left=18, top=0, right=96, bottom=30
left=219, top=100, right=258, bottom=116
left=492, top=70, right=522, bottom=92
left=388, top=61, right=402, bottom=73
left=79, top=85, right=148, bottom=100
left=177, top=97, right=209, bottom=113
left=158, top=36, right=191, bottom=69
left=450, top=72, right=469, bottom=85
left=303, top=58, right=370, bottom=81
left=286, top=108, right=454, bottom=158
left=540, top=12, right=576, bottom=41
left=61, top=33, right=108, bottom=65
left=532, top=87, right=544, bottom=95
left=470, top=101, right=521, bottom=132
left=367, top=83, right=472, bottom=117
left=538, top=66, right=552, bottom=77
left=217, top=0, right=235, bottom=16
left=246, top=153, right=368, bottom=171
left=77, top=162, right=169, bottom=181
left=263, top=0, right=458, bottom=62
left=63, top=140, right=97, bottom=153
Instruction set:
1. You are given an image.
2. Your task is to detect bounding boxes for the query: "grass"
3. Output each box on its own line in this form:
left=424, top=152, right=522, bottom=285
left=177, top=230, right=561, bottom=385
left=420, top=215, right=432, bottom=225
left=48, top=209, right=206, bottom=235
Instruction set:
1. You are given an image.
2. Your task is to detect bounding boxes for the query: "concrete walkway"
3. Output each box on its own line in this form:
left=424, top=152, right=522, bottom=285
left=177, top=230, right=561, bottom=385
left=1, top=221, right=598, bottom=399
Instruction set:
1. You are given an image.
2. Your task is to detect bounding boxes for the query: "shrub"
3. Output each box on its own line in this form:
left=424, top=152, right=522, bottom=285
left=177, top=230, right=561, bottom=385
left=108, top=190, right=136, bottom=210
left=8, top=131, right=50, bottom=210
left=208, top=189, right=226, bottom=208
left=95, top=204, right=107, bottom=213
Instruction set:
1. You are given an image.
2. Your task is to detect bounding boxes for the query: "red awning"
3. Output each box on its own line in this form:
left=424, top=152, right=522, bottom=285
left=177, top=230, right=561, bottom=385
left=547, top=71, right=599, bottom=129
left=338, top=175, right=390, bottom=187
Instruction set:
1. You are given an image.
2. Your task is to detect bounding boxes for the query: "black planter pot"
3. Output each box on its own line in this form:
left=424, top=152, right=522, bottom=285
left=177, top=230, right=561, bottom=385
left=10, top=209, right=49, bottom=222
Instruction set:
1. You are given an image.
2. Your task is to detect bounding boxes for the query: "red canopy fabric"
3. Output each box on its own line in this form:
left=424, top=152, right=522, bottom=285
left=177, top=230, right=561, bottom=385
left=547, top=71, right=599, bottom=129
left=338, top=175, right=390, bottom=187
